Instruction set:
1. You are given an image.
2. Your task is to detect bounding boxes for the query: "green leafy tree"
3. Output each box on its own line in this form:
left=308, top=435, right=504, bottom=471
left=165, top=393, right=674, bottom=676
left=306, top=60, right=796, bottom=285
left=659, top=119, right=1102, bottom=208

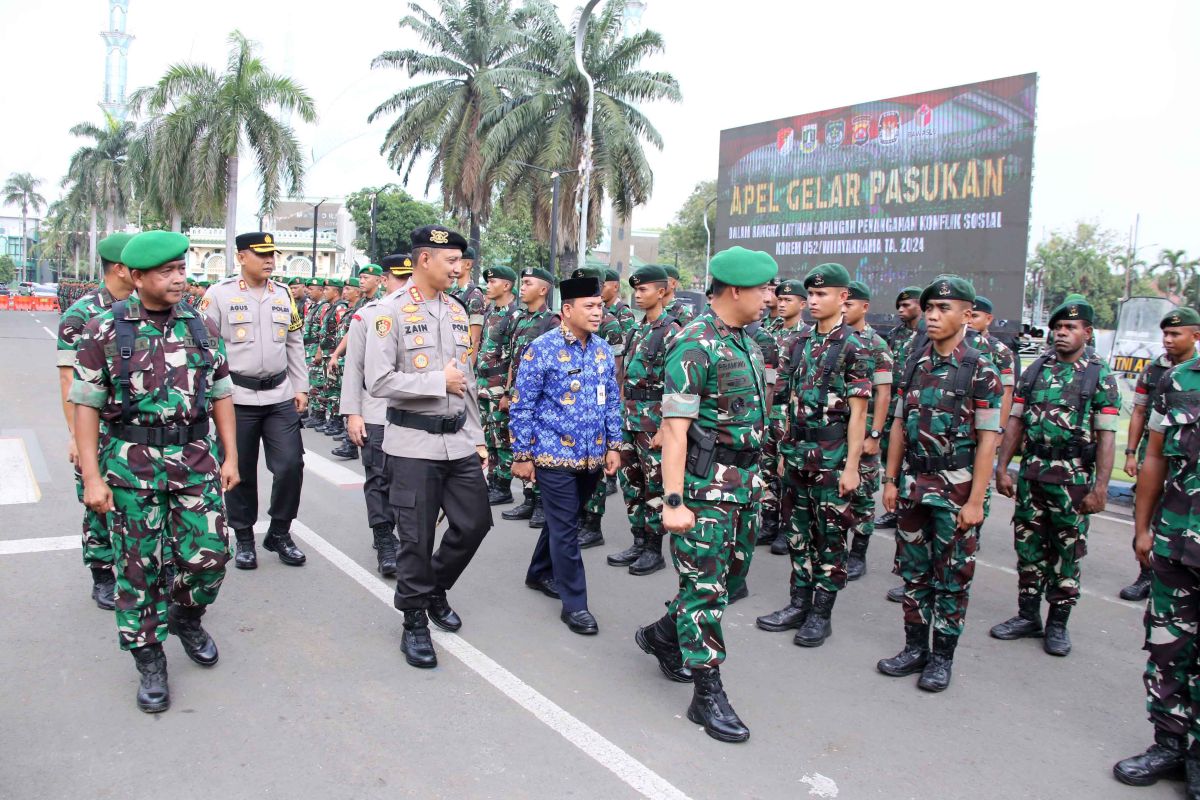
left=1153, top=248, right=1200, bottom=306
left=345, top=186, right=442, bottom=261
left=659, top=179, right=715, bottom=286
left=1027, top=222, right=1125, bottom=328
left=64, top=113, right=135, bottom=234
left=0, top=255, right=16, bottom=284
left=2, top=172, right=46, bottom=280
left=473, top=200, right=549, bottom=273
left=132, top=30, right=317, bottom=270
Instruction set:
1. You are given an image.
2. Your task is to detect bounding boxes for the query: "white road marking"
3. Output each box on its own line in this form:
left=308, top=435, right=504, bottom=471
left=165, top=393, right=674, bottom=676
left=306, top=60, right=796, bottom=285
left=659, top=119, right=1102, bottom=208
left=1096, top=513, right=1132, bottom=526
left=0, top=536, right=78, bottom=555
left=42, top=326, right=56, bottom=338
left=302, top=449, right=364, bottom=488
left=286, top=520, right=693, bottom=800
left=0, top=437, right=41, bottom=505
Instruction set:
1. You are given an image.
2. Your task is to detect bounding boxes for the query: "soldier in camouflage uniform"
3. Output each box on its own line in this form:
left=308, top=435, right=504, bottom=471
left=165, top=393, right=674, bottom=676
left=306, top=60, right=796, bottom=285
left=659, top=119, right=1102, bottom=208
left=1114, top=309, right=1200, bottom=793
left=56, top=233, right=135, bottom=609
left=303, top=278, right=334, bottom=428
left=608, top=265, right=681, bottom=575
left=877, top=275, right=1003, bottom=693
left=450, top=246, right=487, bottom=357
left=766, top=280, right=810, bottom=556
left=750, top=282, right=783, bottom=550
left=634, top=246, right=774, bottom=744
left=70, top=231, right=239, bottom=713
left=757, top=264, right=871, bottom=648
left=317, top=279, right=350, bottom=437
left=331, top=269, right=383, bottom=459
left=843, top=280, right=893, bottom=581
left=992, top=296, right=1119, bottom=656
left=877, top=285, right=924, bottom=531
left=662, top=264, right=697, bottom=326
left=500, top=268, right=560, bottom=529
left=476, top=265, right=519, bottom=505
left=968, top=296, right=1016, bottom=426
left=603, top=267, right=637, bottom=336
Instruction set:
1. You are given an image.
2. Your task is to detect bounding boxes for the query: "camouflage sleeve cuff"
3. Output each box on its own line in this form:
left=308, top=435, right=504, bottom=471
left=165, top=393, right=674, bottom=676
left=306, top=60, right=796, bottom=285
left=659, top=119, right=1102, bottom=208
left=662, top=392, right=700, bottom=419
left=1000, top=373, right=1015, bottom=388
left=872, top=370, right=893, bottom=386
left=1093, top=409, right=1121, bottom=432
left=68, top=380, right=108, bottom=409
left=1010, top=399, right=1025, bottom=417
left=765, top=367, right=778, bottom=384
left=848, top=379, right=873, bottom=399
left=470, top=314, right=485, bottom=327
left=1131, top=394, right=1150, bottom=407
left=56, top=350, right=77, bottom=368
left=974, top=408, right=1001, bottom=431
left=1148, top=410, right=1166, bottom=434
left=209, top=375, right=234, bottom=400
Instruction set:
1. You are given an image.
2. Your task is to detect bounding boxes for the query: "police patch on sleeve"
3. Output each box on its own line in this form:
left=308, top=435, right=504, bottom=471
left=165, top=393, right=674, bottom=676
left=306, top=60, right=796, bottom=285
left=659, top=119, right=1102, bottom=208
left=375, top=316, right=393, bottom=337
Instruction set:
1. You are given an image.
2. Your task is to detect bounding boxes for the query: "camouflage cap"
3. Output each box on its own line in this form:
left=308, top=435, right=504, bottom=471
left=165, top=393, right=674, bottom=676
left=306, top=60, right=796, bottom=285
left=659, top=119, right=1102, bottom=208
left=896, top=286, right=923, bottom=306
left=973, top=296, right=994, bottom=314
left=803, top=262, right=851, bottom=290
left=482, top=265, right=517, bottom=283
left=847, top=280, right=871, bottom=301
left=358, top=263, right=384, bottom=277
left=629, top=264, right=669, bottom=287
left=1161, top=307, right=1200, bottom=329
left=1048, top=295, right=1094, bottom=326
left=774, top=279, right=805, bottom=297
left=120, top=231, right=190, bottom=270
left=98, top=232, right=135, bottom=263
left=520, top=267, right=555, bottom=286
left=708, top=247, right=777, bottom=287
left=919, top=274, right=976, bottom=309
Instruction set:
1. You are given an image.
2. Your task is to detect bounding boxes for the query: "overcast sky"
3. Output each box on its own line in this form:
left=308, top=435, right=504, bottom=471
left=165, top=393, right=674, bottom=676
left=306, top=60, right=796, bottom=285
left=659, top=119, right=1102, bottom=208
left=1, top=0, right=1196, bottom=262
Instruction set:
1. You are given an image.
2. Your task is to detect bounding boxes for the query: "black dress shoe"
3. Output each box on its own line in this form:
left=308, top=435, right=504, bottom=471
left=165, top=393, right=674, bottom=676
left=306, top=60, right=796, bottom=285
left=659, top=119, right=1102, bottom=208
left=233, top=528, right=257, bottom=570
left=131, top=644, right=169, bottom=713
left=428, top=593, right=462, bottom=632
left=561, top=609, right=598, bottom=635
left=90, top=566, right=116, bottom=610
left=263, top=529, right=306, bottom=566
left=1114, top=731, right=1187, bottom=786
left=401, top=610, right=437, bottom=668
left=525, top=576, right=560, bottom=599
left=167, top=604, right=219, bottom=666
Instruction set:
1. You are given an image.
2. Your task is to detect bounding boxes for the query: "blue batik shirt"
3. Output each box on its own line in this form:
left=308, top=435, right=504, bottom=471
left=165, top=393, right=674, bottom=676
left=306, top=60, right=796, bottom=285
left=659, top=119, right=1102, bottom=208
left=510, top=323, right=622, bottom=472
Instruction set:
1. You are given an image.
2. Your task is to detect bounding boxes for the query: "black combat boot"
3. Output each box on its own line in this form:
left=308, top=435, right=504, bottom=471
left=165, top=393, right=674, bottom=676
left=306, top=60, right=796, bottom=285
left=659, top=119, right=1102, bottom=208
left=167, top=604, right=219, bottom=666
left=756, top=587, right=812, bottom=632
left=846, top=535, right=870, bottom=581
left=728, top=583, right=749, bottom=604
left=605, top=474, right=618, bottom=496
left=886, top=585, right=906, bottom=603
left=629, top=533, right=665, bottom=575
left=401, top=609, right=437, bottom=668
left=233, top=528, right=257, bottom=570
left=1113, top=730, right=1187, bottom=786
left=876, top=511, right=898, bottom=529
left=769, top=528, right=788, bottom=555
left=687, top=667, right=750, bottom=743
left=756, top=510, right=779, bottom=546
left=607, top=527, right=646, bottom=567
left=263, top=523, right=306, bottom=566
left=303, top=409, right=326, bottom=429
left=1187, top=750, right=1200, bottom=800
left=635, top=614, right=692, bottom=683
left=1043, top=603, right=1072, bottom=656
left=1119, top=566, right=1153, bottom=601
left=917, top=631, right=958, bottom=692
left=794, top=588, right=836, bottom=647
left=90, top=566, right=116, bottom=610
left=990, top=594, right=1044, bottom=640
left=131, top=644, right=169, bottom=713
left=330, top=439, right=359, bottom=460
left=427, top=591, right=462, bottom=632
left=877, top=623, right=930, bottom=676
left=323, top=415, right=345, bottom=437
left=488, top=474, right=514, bottom=505
left=502, top=487, right=535, bottom=520
left=528, top=494, right=546, bottom=529
left=577, top=512, right=604, bottom=548
left=373, top=524, right=398, bottom=577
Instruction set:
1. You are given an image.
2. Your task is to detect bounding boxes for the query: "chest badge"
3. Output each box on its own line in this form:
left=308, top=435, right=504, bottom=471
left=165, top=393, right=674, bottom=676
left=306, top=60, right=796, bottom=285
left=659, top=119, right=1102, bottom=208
left=413, top=335, right=425, bottom=346
left=235, top=328, right=247, bottom=340
left=561, top=392, right=575, bottom=405
left=413, top=353, right=429, bottom=369
left=402, top=304, right=419, bottom=313
left=558, top=350, right=571, bottom=362
left=406, top=314, right=424, bottom=323
left=569, top=380, right=582, bottom=392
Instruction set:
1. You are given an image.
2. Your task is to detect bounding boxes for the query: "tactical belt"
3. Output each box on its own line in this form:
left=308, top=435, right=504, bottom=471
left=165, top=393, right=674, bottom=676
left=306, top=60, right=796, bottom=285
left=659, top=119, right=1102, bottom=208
left=626, top=387, right=663, bottom=402
left=477, top=364, right=508, bottom=379
left=386, top=408, right=467, bottom=435
left=1026, top=441, right=1097, bottom=462
left=109, top=418, right=210, bottom=447
left=713, top=445, right=758, bottom=468
left=905, top=451, right=974, bottom=474
left=772, top=389, right=789, bottom=406
left=790, top=423, right=846, bottom=443
left=231, top=371, right=288, bottom=391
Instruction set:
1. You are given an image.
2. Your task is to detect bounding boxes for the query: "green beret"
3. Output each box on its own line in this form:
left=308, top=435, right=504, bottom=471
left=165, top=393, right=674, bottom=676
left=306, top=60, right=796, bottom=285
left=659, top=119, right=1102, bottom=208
left=708, top=247, right=778, bottom=287
left=629, top=264, right=669, bottom=287
left=345, top=277, right=361, bottom=289
left=604, top=269, right=620, bottom=283
left=199, top=280, right=212, bottom=288
left=120, top=231, right=190, bottom=270
left=325, top=278, right=344, bottom=289
left=919, top=275, right=976, bottom=308
left=662, top=264, right=681, bottom=280
left=775, top=279, right=805, bottom=297
left=1162, top=307, right=1200, bottom=328
left=1048, top=296, right=1094, bottom=326
left=483, top=265, right=517, bottom=283
left=186, top=276, right=196, bottom=285
left=306, top=278, right=322, bottom=287
left=847, top=280, right=871, bottom=301
left=358, top=264, right=384, bottom=277
left=98, top=233, right=135, bottom=263
left=519, top=267, right=555, bottom=286
left=973, top=296, right=993, bottom=314
left=803, top=262, right=851, bottom=290
left=570, top=266, right=605, bottom=281
left=463, top=246, right=477, bottom=260
left=896, top=286, right=922, bottom=306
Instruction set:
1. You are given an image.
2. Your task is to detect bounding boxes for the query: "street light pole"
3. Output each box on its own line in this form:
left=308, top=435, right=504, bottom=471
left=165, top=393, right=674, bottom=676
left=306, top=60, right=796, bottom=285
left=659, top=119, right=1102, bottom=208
left=514, top=162, right=578, bottom=281
left=311, top=198, right=328, bottom=279
left=703, top=197, right=716, bottom=288
left=574, top=0, right=601, bottom=269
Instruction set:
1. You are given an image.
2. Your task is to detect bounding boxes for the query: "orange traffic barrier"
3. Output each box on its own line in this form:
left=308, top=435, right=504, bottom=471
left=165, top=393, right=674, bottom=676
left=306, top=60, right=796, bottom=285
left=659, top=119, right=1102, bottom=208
left=0, top=295, right=9, bottom=310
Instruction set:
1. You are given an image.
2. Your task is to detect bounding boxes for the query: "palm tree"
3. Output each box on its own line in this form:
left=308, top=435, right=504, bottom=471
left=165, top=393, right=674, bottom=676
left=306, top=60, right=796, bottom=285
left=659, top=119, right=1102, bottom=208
left=368, top=0, right=536, bottom=255
left=65, top=112, right=136, bottom=234
left=134, top=30, right=316, bottom=270
left=1154, top=248, right=1197, bottom=300
left=482, top=0, right=681, bottom=274
left=2, top=172, right=47, bottom=281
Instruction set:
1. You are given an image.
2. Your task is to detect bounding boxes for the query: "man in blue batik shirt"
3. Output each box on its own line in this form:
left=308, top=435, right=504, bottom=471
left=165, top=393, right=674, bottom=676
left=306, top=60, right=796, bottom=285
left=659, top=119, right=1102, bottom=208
left=511, top=274, right=622, bottom=635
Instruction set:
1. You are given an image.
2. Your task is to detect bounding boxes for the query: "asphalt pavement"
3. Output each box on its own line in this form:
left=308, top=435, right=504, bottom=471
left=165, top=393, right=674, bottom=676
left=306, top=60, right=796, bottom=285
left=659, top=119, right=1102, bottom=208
left=0, top=307, right=1179, bottom=800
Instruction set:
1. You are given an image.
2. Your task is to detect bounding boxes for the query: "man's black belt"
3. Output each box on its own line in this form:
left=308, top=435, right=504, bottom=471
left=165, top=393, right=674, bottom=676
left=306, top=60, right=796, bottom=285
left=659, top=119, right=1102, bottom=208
left=109, top=418, right=210, bottom=447
left=231, top=371, right=288, bottom=391
left=626, top=387, right=663, bottom=402
left=905, top=450, right=974, bottom=474
left=790, top=423, right=846, bottom=443
left=713, top=445, right=758, bottom=468
left=386, top=408, right=467, bottom=434
left=1026, top=441, right=1096, bottom=461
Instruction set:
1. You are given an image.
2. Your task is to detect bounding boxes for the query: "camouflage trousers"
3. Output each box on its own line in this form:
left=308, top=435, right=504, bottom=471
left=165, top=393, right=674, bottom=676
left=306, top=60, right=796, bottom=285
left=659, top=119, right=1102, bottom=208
left=849, top=453, right=882, bottom=546
left=760, top=409, right=786, bottom=519
left=480, top=395, right=512, bottom=484
left=1144, top=553, right=1200, bottom=740
left=75, top=471, right=112, bottom=568
left=784, top=464, right=854, bottom=593
left=618, top=429, right=663, bottom=536
left=896, top=500, right=979, bottom=636
left=669, top=498, right=761, bottom=669
left=1013, top=478, right=1091, bottom=607
left=308, top=360, right=329, bottom=414
left=109, top=481, right=231, bottom=651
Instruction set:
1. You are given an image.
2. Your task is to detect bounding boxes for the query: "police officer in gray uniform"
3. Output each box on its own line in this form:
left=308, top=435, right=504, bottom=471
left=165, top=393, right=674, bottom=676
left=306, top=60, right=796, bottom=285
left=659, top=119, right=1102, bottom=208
left=341, top=253, right=413, bottom=578
left=200, top=232, right=308, bottom=569
left=365, top=226, right=492, bottom=670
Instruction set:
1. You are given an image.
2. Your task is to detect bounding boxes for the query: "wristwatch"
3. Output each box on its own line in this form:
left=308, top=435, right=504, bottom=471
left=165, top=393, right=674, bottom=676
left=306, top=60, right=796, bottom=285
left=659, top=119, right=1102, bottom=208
left=1124, top=448, right=1137, bottom=456
left=881, top=476, right=896, bottom=485
left=868, top=429, right=882, bottom=440
left=665, top=492, right=684, bottom=508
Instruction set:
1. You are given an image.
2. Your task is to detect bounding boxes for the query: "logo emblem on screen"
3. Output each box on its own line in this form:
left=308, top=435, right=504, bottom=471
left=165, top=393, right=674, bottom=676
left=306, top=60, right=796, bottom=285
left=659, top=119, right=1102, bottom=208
left=852, top=115, right=871, bottom=145
left=825, top=120, right=844, bottom=147
left=879, top=110, right=900, bottom=145
left=917, top=103, right=933, bottom=128
left=800, top=124, right=818, bottom=154
left=776, top=127, right=794, bottom=154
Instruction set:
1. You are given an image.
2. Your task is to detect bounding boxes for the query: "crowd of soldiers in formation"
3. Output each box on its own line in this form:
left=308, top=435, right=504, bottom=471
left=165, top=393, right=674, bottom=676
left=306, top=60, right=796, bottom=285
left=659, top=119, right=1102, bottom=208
left=50, top=229, right=1200, bottom=793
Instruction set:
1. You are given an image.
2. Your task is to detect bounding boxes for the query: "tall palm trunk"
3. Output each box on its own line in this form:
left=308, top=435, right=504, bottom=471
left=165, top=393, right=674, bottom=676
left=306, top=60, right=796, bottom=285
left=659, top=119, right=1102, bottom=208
left=88, top=206, right=98, bottom=280
left=19, top=207, right=27, bottom=283
left=224, top=155, right=239, bottom=276
left=469, top=213, right=481, bottom=281
left=170, top=211, right=182, bottom=233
